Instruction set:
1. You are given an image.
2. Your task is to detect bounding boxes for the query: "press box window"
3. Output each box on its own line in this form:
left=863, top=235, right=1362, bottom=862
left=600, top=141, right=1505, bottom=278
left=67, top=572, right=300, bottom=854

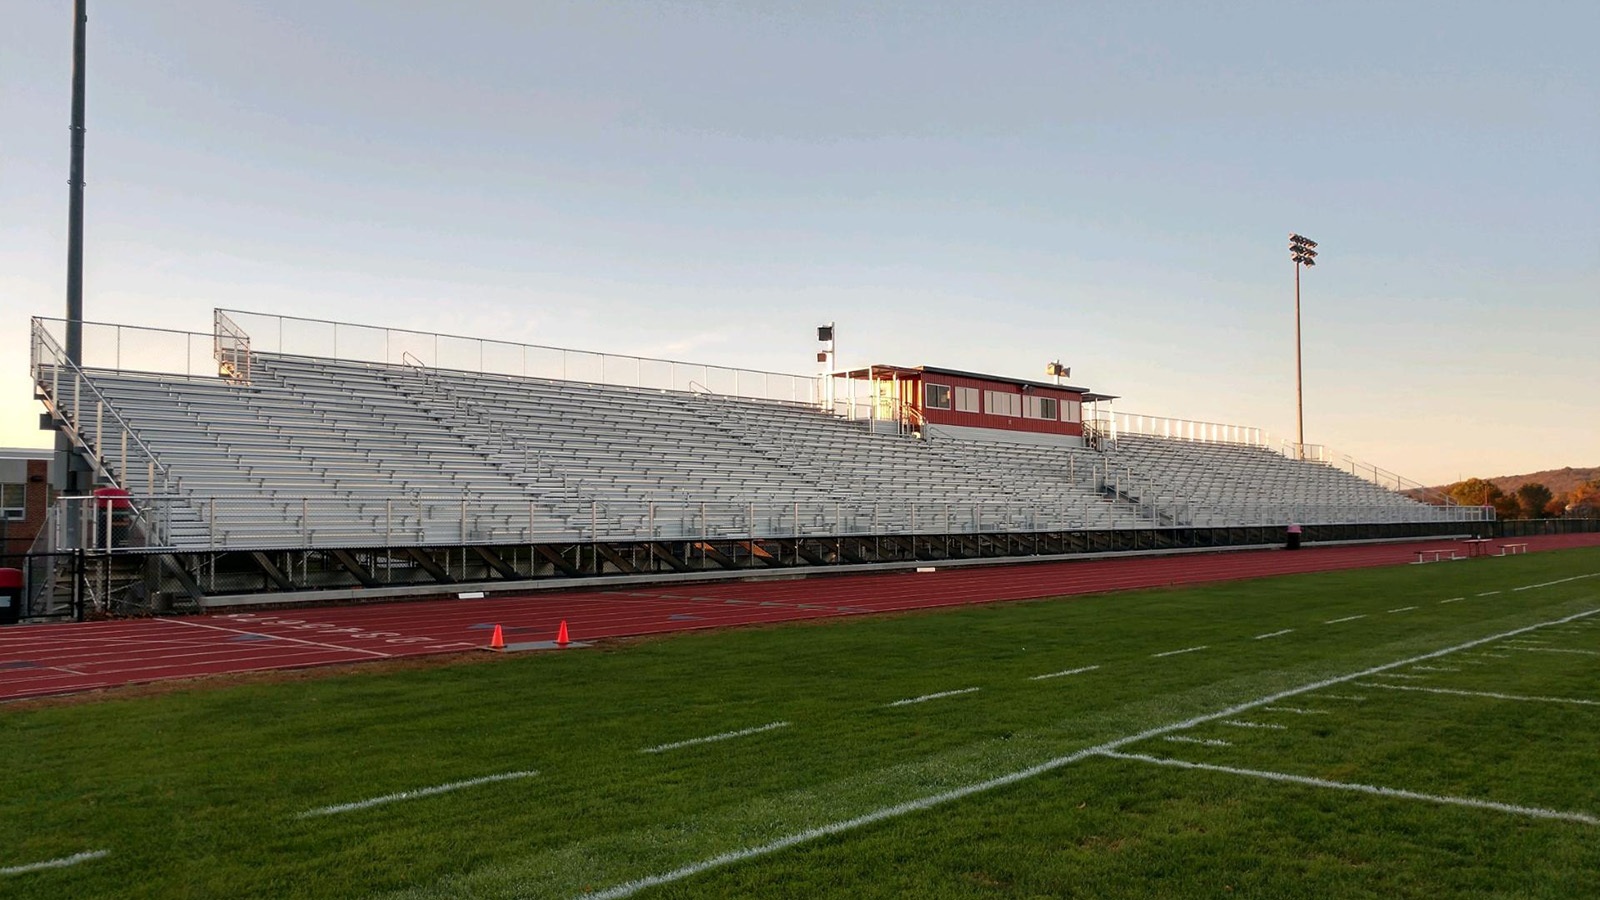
left=955, top=387, right=980, bottom=413
left=1024, top=396, right=1058, bottom=419
left=984, top=390, right=1021, bottom=417
left=925, top=383, right=952, bottom=410
left=1062, top=400, right=1083, bottom=423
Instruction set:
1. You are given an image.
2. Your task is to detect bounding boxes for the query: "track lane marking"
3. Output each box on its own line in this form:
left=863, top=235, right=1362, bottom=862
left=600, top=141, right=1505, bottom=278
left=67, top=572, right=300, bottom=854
left=166, top=618, right=391, bottom=658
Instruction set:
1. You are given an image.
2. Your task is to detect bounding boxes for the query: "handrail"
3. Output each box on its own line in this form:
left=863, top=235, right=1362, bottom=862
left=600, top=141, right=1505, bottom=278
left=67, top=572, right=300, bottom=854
left=31, top=317, right=179, bottom=496
left=1113, top=412, right=1266, bottom=447
left=217, top=307, right=821, bottom=403
left=213, top=309, right=253, bottom=385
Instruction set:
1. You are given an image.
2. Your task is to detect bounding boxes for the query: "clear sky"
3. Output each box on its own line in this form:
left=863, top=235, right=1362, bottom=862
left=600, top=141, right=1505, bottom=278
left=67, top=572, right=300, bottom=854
left=3, top=1, right=1596, bottom=485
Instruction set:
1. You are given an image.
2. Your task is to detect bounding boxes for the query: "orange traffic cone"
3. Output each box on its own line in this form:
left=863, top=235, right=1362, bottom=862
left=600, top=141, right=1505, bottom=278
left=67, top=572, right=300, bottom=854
left=490, top=624, right=505, bottom=650
left=556, top=620, right=570, bottom=647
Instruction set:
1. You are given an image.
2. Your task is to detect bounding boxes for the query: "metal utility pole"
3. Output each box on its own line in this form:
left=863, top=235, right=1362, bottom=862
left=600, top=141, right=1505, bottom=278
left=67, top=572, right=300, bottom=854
left=67, top=0, right=87, bottom=364
left=58, top=0, right=89, bottom=501
left=1289, top=234, right=1318, bottom=460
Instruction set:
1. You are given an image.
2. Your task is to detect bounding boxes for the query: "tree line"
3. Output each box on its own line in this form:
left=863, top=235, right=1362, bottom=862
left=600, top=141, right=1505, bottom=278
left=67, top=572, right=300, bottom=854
left=1446, top=478, right=1600, bottom=519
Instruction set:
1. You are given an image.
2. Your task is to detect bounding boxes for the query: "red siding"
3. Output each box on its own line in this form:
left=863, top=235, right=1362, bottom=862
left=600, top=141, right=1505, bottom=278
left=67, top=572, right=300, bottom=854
left=912, top=373, right=1084, bottom=437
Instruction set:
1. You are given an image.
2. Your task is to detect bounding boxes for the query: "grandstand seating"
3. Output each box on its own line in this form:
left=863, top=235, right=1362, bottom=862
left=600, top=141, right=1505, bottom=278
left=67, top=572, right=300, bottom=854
left=41, top=350, right=1448, bottom=550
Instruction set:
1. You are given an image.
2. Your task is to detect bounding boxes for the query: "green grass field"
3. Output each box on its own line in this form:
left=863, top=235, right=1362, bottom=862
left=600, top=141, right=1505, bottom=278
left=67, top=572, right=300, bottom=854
left=4, top=549, right=1598, bottom=899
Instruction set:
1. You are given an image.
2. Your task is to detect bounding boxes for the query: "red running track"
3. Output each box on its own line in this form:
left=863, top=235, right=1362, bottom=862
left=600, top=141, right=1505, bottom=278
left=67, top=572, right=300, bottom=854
left=5, top=533, right=1598, bottom=702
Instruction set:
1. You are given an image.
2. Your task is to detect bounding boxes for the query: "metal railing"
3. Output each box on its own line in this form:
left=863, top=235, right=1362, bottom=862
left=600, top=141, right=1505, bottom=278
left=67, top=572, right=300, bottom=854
left=31, top=318, right=181, bottom=505
left=1111, top=413, right=1267, bottom=447
left=214, top=308, right=821, bottom=404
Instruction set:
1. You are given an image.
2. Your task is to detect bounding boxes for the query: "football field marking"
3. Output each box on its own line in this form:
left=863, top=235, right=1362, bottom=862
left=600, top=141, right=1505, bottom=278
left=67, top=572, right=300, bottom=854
left=1510, top=647, right=1600, bottom=657
left=1220, top=719, right=1286, bottom=730
left=298, top=770, right=537, bottom=818
left=1316, top=693, right=1366, bottom=701
left=1253, top=629, right=1293, bottom=640
left=1165, top=736, right=1232, bottom=747
left=1388, top=606, right=1419, bottom=613
left=1325, top=615, right=1367, bottom=624
left=1477, top=591, right=1502, bottom=597
left=1030, top=665, right=1100, bottom=681
left=1097, top=751, right=1600, bottom=826
left=1, top=849, right=109, bottom=876
left=1354, top=682, right=1600, bottom=707
left=576, top=604, right=1600, bottom=900
left=1262, top=706, right=1327, bottom=715
left=1410, top=665, right=1458, bottom=672
left=1152, top=645, right=1208, bottom=658
left=887, top=687, right=980, bottom=707
left=642, top=722, right=790, bottom=754
left=1441, top=597, right=1465, bottom=604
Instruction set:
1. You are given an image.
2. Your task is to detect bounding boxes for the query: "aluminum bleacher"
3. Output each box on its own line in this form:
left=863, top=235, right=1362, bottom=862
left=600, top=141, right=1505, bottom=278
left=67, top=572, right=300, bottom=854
left=31, top=313, right=1481, bottom=555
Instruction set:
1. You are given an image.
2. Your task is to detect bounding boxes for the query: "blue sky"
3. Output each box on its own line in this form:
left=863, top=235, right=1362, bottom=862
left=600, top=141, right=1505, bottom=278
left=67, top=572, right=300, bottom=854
left=3, top=1, right=1596, bottom=484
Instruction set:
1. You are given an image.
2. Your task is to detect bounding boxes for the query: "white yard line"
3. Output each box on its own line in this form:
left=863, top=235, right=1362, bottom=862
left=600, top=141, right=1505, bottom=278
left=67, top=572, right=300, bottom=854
left=298, top=770, right=537, bottom=818
left=886, top=687, right=980, bottom=707
left=641, top=722, right=790, bottom=754
left=1325, top=615, right=1368, bottom=625
left=1477, top=591, right=1502, bottom=597
left=1372, top=673, right=1426, bottom=680
left=1096, top=751, right=1600, bottom=826
left=576, top=605, right=1600, bottom=900
left=1510, top=647, right=1600, bottom=657
left=1253, top=629, right=1294, bottom=640
left=1513, top=573, right=1600, bottom=592
left=1354, top=682, right=1600, bottom=707
left=1410, top=666, right=1459, bottom=672
left=1164, top=736, right=1232, bottom=747
left=1219, top=719, right=1287, bottom=730
left=0, top=849, right=109, bottom=876
left=1388, top=606, right=1419, bottom=613
left=1316, top=694, right=1366, bottom=701
left=1152, top=645, right=1209, bottom=658
left=1262, top=706, right=1327, bottom=715
left=167, top=618, right=391, bottom=658
left=1441, top=597, right=1465, bottom=604
left=1029, top=665, right=1100, bottom=681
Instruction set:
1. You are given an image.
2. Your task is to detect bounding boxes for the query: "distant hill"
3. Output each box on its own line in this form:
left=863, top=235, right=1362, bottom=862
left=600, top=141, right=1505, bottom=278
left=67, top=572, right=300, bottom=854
left=1426, top=466, right=1600, bottom=497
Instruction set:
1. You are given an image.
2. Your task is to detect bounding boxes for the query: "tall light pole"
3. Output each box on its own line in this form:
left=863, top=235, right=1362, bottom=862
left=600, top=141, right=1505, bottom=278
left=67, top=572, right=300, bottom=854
left=1289, top=234, right=1318, bottom=460
left=58, top=0, right=90, bottom=501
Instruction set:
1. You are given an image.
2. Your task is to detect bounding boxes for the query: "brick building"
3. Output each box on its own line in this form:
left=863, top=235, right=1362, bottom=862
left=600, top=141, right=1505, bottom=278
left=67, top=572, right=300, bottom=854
left=1, top=449, right=55, bottom=560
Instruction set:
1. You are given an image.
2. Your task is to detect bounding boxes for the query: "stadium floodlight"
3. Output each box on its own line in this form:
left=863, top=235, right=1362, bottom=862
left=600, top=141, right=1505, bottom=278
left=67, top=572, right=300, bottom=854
left=1288, top=234, right=1319, bottom=459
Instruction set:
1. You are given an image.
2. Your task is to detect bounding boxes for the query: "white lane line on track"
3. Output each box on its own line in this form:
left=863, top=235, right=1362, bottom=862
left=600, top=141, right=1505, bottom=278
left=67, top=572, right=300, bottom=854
left=887, top=687, right=980, bottom=707
left=1253, top=629, right=1294, bottom=640
left=1354, top=682, right=1600, bottom=707
left=641, top=722, right=790, bottom=754
left=1152, top=645, right=1208, bottom=658
left=1219, top=719, right=1286, bottom=730
left=1, top=849, right=110, bottom=876
left=1325, top=615, right=1367, bottom=624
left=298, top=771, right=537, bottom=818
left=1096, top=751, right=1600, bottom=826
left=1030, top=665, right=1100, bottom=681
left=166, top=618, right=391, bottom=658
left=1164, top=736, right=1232, bottom=747
left=1388, top=606, right=1419, bottom=613
left=575, top=605, right=1600, bottom=900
